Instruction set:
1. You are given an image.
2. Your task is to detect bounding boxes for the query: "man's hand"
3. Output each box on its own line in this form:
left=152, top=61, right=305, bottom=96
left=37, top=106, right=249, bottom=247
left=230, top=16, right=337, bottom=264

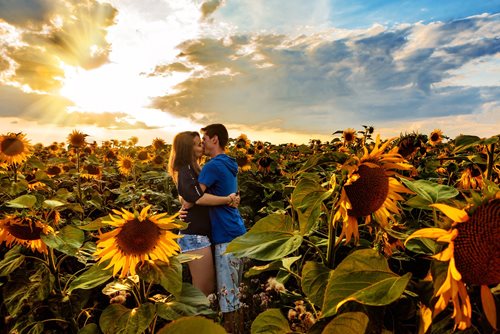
left=227, top=193, right=241, bottom=208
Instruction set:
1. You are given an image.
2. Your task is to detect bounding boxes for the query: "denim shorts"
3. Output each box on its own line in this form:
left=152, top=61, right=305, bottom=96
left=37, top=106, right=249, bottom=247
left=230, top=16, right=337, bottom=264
left=177, top=234, right=211, bottom=252
left=215, top=242, right=244, bottom=313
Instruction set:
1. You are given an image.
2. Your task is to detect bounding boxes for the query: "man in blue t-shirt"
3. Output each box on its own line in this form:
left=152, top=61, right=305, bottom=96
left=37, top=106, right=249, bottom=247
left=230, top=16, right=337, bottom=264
left=198, top=123, right=246, bottom=332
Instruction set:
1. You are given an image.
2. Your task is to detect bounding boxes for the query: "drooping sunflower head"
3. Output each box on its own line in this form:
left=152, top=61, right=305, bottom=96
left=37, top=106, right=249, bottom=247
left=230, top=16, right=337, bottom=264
left=342, top=128, right=357, bottom=145
left=117, top=154, right=134, bottom=176
left=397, top=133, right=425, bottom=159
left=235, top=134, right=250, bottom=150
left=67, top=130, right=88, bottom=149
left=0, top=132, right=33, bottom=165
left=258, top=157, right=273, bottom=174
left=429, top=129, right=443, bottom=146
left=128, top=136, right=139, bottom=146
left=94, top=206, right=181, bottom=278
left=334, top=135, right=413, bottom=244
left=0, top=215, right=54, bottom=254
left=458, top=164, right=484, bottom=190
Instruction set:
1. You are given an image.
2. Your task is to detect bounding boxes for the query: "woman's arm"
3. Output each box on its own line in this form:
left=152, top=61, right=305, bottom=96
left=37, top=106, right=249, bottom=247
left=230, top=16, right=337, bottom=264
left=195, top=192, right=238, bottom=206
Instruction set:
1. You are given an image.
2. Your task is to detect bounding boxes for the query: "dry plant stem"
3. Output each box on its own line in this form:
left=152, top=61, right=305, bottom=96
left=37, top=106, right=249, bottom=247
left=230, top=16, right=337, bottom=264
left=486, top=143, right=495, bottom=181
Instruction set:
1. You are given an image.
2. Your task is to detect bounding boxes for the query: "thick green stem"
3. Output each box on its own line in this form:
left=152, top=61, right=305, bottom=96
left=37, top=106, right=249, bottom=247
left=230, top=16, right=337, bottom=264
left=486, top=143, right=495, bottom=181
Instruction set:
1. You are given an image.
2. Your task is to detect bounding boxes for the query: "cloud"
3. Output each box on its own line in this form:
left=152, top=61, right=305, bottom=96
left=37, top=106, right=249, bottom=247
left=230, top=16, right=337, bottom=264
left=200, top=0, right=224, bottom=21
left=151, top=13, right=500, bottom=136
left=0, top=0, right=117, bottom=92
left=0, top=85, right=158, bottom=130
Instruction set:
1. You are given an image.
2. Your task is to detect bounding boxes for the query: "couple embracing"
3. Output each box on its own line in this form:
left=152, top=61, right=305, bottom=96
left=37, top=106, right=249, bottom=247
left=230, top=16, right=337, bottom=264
left=168, top=123, right=246, bottom=332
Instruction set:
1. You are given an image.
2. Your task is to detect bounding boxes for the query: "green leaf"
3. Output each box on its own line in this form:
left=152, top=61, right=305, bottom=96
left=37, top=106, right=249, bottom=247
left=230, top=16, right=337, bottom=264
left=79, top=218, right=108, bottom=231
left=6, top=194, right=37, bottom=208
left=43, top=200, right=66, bottom=208
left=27, top=322, right=44, bottom=334
left=157, top=316, right=226, bottom=334
left=227, top=214, right=303, bottom=261
left=291, top=177, right=332, bottom=235
left=41, top=225, right=84, bottom=256
left=404, top=195, right=431, bottom=209
left=245, top=256, right=300, bottom=278
left=251, top=309, right=291, bottom=334
left=322, top=312, right=369, bottom=334
left=321, top=249, right=411, bottom=318
left=137, top=258, right=182, bottom=298
left=405, top=238, right=442, bottom=256
left=302, top=261, right=332, bottom=307
left=78, top=323, right=99, bottom=334
left=156, top=283, right=213, bottom=320
left=67, top=262, right=112, bottom=294
left=0, top=246, right=25, bottom=276
left=99, top=303, right=155, bottom=334
left=452, top=135, right=481, bottom=153
left=401, top=179, right=458, bottom=204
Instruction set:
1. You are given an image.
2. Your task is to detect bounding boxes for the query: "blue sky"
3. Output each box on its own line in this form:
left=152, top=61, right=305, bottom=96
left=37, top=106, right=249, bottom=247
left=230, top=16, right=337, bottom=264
left=0, top=0, right=499, bottom=144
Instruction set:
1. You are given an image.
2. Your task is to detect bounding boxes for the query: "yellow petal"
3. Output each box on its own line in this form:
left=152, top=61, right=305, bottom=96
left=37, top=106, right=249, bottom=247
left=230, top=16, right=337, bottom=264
left=139, top=205, right=151, bottom=221
left=431, top=245, right=453, bottom=262
left=419, top=305, right=433, bottom=334
left=405, top=228, right=450, bottom=245
left=481, top=285, right=497, bottom=330
left=430, top=204, right=468, bottom=223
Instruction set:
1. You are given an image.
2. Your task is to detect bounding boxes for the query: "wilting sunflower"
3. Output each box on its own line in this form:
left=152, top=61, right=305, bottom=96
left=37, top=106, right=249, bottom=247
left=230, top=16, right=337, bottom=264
left=458, top=165, right=484, bottom=190
left=67, top=130, right=87, bottom=148
left=0, top=215, right=54, bottom=254
left=342, top=128, right=357, bottom=146
left=0, top=132, right=33, bottom=165
left=94, top=206, right=181, bottom=278
left=258, top=157, right=273, bottom=174
left=333, top=135, right=413, bottom=244
left=429, top=129, right=443, bottom=146
left=405, top=197, right=499, bottom=331
left=117, top=154, right=134, bottom=176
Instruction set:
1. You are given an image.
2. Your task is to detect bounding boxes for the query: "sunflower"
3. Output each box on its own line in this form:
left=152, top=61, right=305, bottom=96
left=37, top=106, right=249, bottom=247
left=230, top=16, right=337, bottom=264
left=25, top=173, right=46, bottom=190
left=429, top=129, right=443, bottom=146
left=235, top=134, right=250, bottom=150
left=0, top=215, right=54, bottom=254
left=129, top=136, right=139, bottom=146
left=136, top=149, right=150, bottom=162
left=152, top=155, right=165, bottom=167
left=342, top=128, right=357, bottom=146
left=405, top=198, right=499, bottom=331
left=0, top=132, right=33, bottom=165
left=81, top=164, right=102, bottom=180
left=117, top=154, right=134, bottom=176
left=458, top=165, right=484, bottom=190
left=235, top=152, right=252, bottom=171
left=258, top=156, right=273, bottom=174
left=67, top=130, right=88, bottom=148
left=333, top=135, right=413, bottom=244
left=94, top=206, right=181, bottom=278
left=46, top=165, right=63, bottom=177
left=152, top=138, right=166, bottom=150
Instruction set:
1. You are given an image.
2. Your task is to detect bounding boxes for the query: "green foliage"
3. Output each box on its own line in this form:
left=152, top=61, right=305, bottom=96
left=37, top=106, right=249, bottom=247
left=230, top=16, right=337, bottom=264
left=250, top=309, right=291, bottom=334
left=157, top=316, right=226, bottom=334
left=322, top=312, right=369, bottom=334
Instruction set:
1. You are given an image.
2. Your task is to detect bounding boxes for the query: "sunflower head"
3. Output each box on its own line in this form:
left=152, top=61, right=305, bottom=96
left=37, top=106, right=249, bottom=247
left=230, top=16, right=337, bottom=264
left=117, top=154, right=134, bottom=176
left=0, top=132, right=33, bottom=165
left=152, top=155, right=165, bottom=167
left=235, top=134, right=250, bottom=149
left=137, top=150, right=150, bottom=162
left=94, top=206, right=181, bottom=278
left=152, top=138, right=167, bottom=150
left=46, top=165, right=63, bottom=177
left=67, top=130, right=88, bottom=148
left=129, top=136, right=139, bottom=146
left=81, top=164, right=102, bottom=180
left=429, top=129, right=443, bottom=146
left=342, top=128, right=357, bottom=145
left=0, top=215, right=53, bottom=254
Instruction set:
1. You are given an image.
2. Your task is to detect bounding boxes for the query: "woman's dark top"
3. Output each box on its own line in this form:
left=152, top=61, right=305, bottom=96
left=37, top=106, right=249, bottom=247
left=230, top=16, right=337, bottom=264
left=177, top=165, right=211, bottom=237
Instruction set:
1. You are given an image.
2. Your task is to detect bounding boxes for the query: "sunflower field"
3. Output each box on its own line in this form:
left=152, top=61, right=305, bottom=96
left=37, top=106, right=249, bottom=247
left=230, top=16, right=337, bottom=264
left=0, top=128, right=498, bottom=334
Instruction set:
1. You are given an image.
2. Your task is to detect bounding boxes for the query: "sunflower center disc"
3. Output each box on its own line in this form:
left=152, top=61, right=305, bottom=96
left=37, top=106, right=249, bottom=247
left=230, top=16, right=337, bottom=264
left=117, top=218, right=161, bottom=255
left=7, top=220, right=43, bottom=240
left=344, top=164, right=389, bottom=217
left=2, top=138, right=24, bottom=156
left=454, top=199, right=500, bottom=285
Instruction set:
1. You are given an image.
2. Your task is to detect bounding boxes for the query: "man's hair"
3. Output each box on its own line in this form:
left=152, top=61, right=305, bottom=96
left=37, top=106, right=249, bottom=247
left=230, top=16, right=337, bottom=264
left=201, top=123, right=228, bottom=148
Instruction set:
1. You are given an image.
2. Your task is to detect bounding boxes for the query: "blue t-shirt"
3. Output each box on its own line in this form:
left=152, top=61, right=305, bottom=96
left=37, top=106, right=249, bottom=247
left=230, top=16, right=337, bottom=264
left=198, top=154, right=246, bottom=244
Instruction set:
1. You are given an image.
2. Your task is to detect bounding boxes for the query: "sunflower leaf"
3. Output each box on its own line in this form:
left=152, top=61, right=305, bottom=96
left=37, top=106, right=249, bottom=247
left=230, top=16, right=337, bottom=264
left=6, top=194, right=37, bottom=208
left=67, top=262, right=112, bottom=294
left=250, top=309, right=291, bottom=334
left=156, top=283, right=213, bottom=320
left=41, top=225, right=84, bottom=256
left=0, top=246, right=25, bottom=276
left=99, top=303, right=155, bottom=334
left=157, top=316, right=226, bottom=334
left=321, top=249, right=411, bottom=318
left=301, top=261, right=332, bottom=307
left=322, top=312, right=369, bottom=334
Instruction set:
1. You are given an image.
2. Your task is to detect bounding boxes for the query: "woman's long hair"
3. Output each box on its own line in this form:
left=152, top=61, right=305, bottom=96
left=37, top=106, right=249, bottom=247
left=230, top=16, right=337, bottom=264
left=168, top=131, right=201, bottom=184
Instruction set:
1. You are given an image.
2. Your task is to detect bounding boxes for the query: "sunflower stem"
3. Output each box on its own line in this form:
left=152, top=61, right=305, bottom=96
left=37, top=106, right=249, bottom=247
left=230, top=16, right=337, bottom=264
left=13, top=163, right=18, bottom=183
left=485, top=143, right=495, bottom=181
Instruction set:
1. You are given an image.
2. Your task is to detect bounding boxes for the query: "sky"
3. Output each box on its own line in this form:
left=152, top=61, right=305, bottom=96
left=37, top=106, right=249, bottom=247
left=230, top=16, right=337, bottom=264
left=0, top=0, right=499, bottom=146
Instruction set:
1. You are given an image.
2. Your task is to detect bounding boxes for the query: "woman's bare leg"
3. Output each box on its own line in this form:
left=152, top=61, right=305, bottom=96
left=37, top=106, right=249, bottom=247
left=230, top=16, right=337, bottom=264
left=185, top=246, right=215, bottom=296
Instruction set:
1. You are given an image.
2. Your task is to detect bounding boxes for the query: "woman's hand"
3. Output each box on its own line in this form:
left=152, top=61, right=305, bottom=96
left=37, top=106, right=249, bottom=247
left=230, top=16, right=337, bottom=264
left=227, top=193, right=241, bottom=208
